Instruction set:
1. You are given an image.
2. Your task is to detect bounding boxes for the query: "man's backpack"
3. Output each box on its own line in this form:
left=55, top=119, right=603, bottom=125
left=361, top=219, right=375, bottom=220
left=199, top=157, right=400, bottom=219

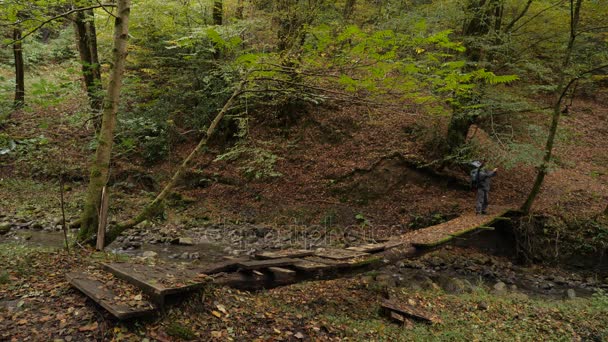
left=470, top=168, right=481, bottom=189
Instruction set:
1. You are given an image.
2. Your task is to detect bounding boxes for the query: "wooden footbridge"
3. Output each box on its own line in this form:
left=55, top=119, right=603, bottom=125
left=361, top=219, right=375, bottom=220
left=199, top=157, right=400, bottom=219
left=67, top=207, right=513, bottom=320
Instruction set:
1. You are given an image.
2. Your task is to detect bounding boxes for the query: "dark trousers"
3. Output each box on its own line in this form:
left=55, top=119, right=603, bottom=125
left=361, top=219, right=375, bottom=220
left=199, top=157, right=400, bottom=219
left=476, top=188, right=489, bottom=214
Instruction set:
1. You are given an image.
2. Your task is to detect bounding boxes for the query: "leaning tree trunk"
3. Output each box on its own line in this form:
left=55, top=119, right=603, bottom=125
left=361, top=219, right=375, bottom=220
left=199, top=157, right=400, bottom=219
left=13, top=28, right=25, bottom=109
left=213, top=0, right=223, bottom=25
left=106, top=81, right=246, bottom=245
left=521, top=0, right=582, bottom=214
left=78, top=0, right=131, bottom=242
left=74, top=8, right=103, bottom=117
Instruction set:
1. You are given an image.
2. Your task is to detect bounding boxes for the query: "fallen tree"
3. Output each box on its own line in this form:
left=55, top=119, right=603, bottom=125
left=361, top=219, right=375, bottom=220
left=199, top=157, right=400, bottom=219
left=104, top=80, right=247, bottom=246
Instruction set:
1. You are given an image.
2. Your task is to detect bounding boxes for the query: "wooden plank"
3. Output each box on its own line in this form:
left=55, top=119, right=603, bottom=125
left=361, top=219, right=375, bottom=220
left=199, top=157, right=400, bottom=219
left=381, top=299, right=441, bottom=325
left=236, top=258, right=299, bottom=270
left=292, top=259, right=332, bottom=272
left=255, top=249, right=314, bottom=260
left=346, top=243, right=387, bottom=253
left=67, top=272, right=156, bottom=320
left=199, top=258, right=248, bottom=274
left=102, top=263, right=210, bottom=299
left=266, top=267, right=296, bottom=275
left=314, top=249, right=369, bottom=260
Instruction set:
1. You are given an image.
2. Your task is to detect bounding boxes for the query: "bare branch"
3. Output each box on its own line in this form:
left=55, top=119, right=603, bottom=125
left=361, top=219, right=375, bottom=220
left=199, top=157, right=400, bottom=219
left=3, top=4, right=117, bottom=46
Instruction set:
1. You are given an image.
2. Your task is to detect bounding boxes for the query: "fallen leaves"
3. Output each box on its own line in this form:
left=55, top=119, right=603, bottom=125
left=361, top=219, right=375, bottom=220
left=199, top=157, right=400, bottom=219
left=78, top=321, right=98, bottom=332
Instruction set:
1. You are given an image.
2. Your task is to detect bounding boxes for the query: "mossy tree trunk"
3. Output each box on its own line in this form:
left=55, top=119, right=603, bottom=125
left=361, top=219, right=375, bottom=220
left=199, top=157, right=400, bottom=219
left=343, top=0, right=356, bottom=20
left=74, top=8, right=103, bottom=117
left=13, top=28, right=25, bottom=109
left=213, top=1, right=223, bottom=25
left=106, top=80, right=246, bottom=245
left=446, top=110, right=473, bottom=153
left=236, top=0, right=244, bottom=19
left=521, top=0, right=582, bottom=214
left=78, top=0, right=131, bottom=242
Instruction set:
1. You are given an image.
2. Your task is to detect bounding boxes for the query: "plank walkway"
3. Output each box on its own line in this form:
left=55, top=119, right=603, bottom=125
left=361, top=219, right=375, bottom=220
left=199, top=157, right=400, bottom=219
left=67, top=208, right=512, bottom=320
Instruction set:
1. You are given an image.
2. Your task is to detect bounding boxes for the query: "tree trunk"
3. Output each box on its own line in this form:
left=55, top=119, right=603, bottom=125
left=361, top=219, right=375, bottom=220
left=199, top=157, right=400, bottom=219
left=236, top=0, right=244, bottom=19
left=213, top=1, right=223, bottom=25
left=13, top=28, right=25, bottom=109
left=107, top=81, right=246, bottom=245
left=446, top=111, right=473, bottom=153
left=78, top=0, right=131, bottom=242
left=521, top=0, right=583, bottom=214
left=343, top=0, right=356, bottom=20
left=74, top=8, right=103, bottom=116
left=463, top=0, right=503, bottom=62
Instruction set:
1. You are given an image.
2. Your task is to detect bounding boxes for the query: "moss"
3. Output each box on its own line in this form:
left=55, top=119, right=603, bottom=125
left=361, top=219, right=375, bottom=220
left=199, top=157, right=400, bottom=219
left=165, top=322, right=196, bottom=340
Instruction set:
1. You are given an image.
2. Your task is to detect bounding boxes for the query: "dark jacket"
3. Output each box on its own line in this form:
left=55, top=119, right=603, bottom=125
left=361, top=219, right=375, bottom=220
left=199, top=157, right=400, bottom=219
left=477, top=170, right=497, bottom=191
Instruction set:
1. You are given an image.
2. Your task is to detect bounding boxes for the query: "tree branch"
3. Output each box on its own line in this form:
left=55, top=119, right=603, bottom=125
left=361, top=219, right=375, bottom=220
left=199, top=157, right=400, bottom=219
left=3, top=4, right=117, bottom=46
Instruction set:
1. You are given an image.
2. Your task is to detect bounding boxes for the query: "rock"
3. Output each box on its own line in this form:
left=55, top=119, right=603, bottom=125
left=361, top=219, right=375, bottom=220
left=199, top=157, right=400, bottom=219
left=564, top=289, right=576, bottom=300
left=509, top=284, right=518, bottom=291
left=31, top=222, right=43, bottom=230
left=53, top=217, right=63, bottom=225
left=375, top=274, right=397, bottom=288
left=189, top=252, right=200, bottom=259
left=541, top=282, right=554, bottom=290
left=477, top=301, right=489, bottom=311
left=0, top=222, right=11, bottom=235
left=492, top=281, right=507, bottom=294
left=178, top=237, right=194, bottom=245
left=142, top=251, right=158, bottom=258
left=554, top=276, right=567, bottom=285
left=180, top=252, right=190, bottom=259
left=437, top=276, right=467, bottom=294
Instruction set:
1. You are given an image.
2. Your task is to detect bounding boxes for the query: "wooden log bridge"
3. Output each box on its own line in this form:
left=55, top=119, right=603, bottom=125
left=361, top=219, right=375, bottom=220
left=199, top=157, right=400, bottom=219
left=67, top=207, right=512, bottom=320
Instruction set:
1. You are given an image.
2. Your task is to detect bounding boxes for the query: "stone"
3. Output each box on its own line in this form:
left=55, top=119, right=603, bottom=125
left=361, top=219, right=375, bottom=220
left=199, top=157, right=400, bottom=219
left=142, top=251, right=158, bottom=258
left=0, top=222, right=11, bottom=235
left=178, top=237, right=194, bottom=245
left=510, top=284, right=518, bottom=291
left=31, top=222, right=43, bottom=230
left=375, top=274, right=397, bottom=288
left=477, top=301, right=489, bottom=311
left=492, top=281, right=507, bottom=294
left=437, top=276, right=467, bottom=294
left=564, top=289, right=576, bottom=300
left=180, top=252, right=190, bottom=259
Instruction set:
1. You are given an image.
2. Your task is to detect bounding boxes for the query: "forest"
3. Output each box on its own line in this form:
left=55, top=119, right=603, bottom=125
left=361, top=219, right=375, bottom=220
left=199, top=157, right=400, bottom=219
left=0, top=0, right=607, bottom=340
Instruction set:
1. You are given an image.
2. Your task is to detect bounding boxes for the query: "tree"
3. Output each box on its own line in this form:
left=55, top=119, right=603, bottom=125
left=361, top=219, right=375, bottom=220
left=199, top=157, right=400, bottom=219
left=520, top=0, right=582, bottom=214
left=12, top=27, right=24, bottom=109
left=78, top=0, right=131, bottom=242
left=73, top=7, right=103, bottom=117
left=105, top=80, right=246, bottom=245
left=213, top=1, right=223, bottom=25
left=343, top=0, right=356, bottom=20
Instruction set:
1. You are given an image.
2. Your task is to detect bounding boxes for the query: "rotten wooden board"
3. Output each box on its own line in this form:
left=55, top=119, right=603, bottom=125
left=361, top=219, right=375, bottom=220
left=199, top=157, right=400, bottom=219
left=236, top=258, right=299, bottom=270
left=255, top=249, right=314, bottom=260
left=314, top=249, right=370, bottom=260
left=67, top=272, right=156, bottom=320
left=381, top=299, right=441, bottom=325
left=102, top=262, right=210, bottom=299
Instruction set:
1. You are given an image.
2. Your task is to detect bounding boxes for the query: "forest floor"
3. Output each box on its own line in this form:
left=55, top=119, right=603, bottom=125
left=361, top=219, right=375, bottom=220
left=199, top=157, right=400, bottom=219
left=1, top=66, right=608, bottom=340
left=1, top=242, right=608, bottom=341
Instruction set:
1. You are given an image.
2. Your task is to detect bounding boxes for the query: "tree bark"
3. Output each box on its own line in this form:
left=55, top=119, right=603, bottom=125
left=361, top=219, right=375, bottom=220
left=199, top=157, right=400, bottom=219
left=343, top=0, right=356, bottom=20
left=106, top=81, right=245, bottom=245
left=521, top=0, right=583, bottom=214
left=78, top=0, right=131, bottom=242
left=74, top=8, right=103, bottom=116
left=213, top=0, right=223, bottom=25
left=236, top=0, right=244, bottom=19
left=13, top=28, right=25, bottom=109
left=446, top=111, right=473, bottom=153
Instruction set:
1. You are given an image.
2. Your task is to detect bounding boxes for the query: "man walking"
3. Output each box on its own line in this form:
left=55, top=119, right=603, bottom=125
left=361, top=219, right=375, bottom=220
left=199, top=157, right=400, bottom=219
left=471, top=161, right=498, bottom=215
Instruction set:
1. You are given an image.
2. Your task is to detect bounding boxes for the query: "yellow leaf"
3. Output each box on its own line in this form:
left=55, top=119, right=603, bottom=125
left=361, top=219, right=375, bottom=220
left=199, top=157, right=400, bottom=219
left=211, top=310, right=222, bottom=318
